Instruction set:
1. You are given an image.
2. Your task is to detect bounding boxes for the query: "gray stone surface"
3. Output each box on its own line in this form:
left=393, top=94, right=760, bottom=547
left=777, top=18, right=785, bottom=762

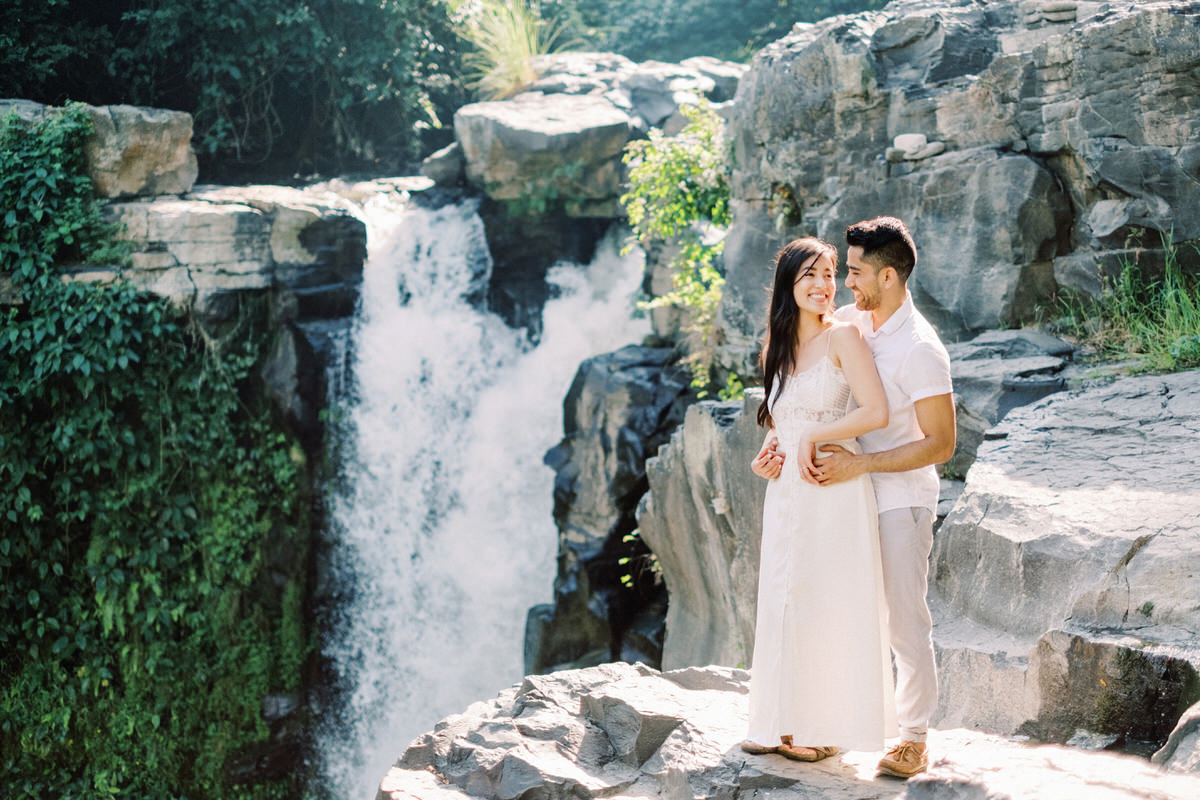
left=720, top=0, right=1200, bottom=370
left=105, top=184, right=365, bottom=315
left=932, top=369, right=1200, bottom=745
left=378, top=663, right=1200, bottom=800
left=1, top=99, right=198, bottom=198
left=943, top=328, right=1075, bottom=477
left=527, top=346, right=692, bottom=673
left=421, top=142, right=465, bottom=187
left=1155, top=700, right=1200, bottom=774
left=638, top=392, right=766, bottom=671
left=455, top=93, right=635, bottom=215
left=453, top=54, right=744, bottom=217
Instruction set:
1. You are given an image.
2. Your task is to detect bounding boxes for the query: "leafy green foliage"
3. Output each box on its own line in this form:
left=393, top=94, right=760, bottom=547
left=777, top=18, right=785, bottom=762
left=1057, top=232, right=1200, bottom=373
left=3, top=0, right=466, bottom=177
left=461, top=0, right=570, bottom=100
left=1, top=93, right=309, bottom=800
left=546, top=0, right=888, bottom=62
left=621, top=103, right=737, bottom=395
left=0, top=105, right=128, bottom=280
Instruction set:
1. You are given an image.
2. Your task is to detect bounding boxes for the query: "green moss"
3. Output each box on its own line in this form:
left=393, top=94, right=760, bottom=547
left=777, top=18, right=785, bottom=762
left=1097, top=647, right=1200, bottom=745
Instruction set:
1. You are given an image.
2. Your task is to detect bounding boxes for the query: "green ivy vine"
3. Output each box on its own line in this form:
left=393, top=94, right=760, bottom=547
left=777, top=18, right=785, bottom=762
left=1, top=106, right=310, bottom=797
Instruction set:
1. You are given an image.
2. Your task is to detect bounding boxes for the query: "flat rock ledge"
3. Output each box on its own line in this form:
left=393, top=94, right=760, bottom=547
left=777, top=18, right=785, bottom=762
left=377, top=662, right=1200, bottom=800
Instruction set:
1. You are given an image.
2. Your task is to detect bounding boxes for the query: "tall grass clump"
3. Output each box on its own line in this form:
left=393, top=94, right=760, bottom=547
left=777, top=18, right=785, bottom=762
left=1059, top=232, right=1200, bottom=372
left=461, top=0, right=566, bottom=99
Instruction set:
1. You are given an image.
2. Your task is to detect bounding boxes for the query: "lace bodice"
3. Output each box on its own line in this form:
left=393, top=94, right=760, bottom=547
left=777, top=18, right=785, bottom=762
left=768, top=355, right=854, bottom=449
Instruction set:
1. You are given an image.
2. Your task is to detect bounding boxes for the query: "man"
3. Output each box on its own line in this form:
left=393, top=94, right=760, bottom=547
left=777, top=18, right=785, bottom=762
left=820, top=216, right=955, bottom=778
left=755, top=216, right=955, bottom=777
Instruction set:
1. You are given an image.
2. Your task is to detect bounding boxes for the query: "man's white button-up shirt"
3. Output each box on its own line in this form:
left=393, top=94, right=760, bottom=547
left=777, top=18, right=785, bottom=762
left=834, top=296, right=953, bottom=514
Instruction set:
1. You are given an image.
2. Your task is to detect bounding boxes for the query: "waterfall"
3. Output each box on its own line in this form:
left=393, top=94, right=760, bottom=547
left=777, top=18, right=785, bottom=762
left=316, top=191, right=648, bottom=798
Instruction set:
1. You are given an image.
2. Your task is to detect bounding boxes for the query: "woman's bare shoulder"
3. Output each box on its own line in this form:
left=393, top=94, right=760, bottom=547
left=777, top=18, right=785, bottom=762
left=829, top=321, right=866, bottom=346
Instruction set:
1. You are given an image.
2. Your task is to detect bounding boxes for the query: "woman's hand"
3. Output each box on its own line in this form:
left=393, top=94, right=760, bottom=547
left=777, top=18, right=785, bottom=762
left=796, top=435, right=821, bottom=485
left=751, top=436, right=785, bottom=480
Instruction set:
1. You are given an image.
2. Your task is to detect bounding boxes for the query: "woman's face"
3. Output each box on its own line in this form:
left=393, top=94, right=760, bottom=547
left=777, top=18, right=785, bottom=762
left=792, top=252, right=837, bottom=316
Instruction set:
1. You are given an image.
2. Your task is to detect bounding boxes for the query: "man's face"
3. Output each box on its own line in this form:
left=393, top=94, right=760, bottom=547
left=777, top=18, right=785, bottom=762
left=845, top=245, right=882, bottom=311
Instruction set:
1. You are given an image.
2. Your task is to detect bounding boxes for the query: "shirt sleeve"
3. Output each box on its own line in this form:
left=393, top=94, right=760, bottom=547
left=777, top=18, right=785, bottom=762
left=898, top=340, right=953, bottom=402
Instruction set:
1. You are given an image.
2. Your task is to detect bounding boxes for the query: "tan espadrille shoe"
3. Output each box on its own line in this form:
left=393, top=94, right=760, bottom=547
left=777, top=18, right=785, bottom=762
left=877, top=741, right=928, bottom=778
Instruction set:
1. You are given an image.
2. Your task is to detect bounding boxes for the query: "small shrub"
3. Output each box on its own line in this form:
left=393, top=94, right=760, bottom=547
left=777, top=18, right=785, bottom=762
left=621, top=102, right=740, bottom=397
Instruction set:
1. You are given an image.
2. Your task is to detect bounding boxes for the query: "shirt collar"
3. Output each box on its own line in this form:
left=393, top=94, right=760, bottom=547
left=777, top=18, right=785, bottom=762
left=868, top=293, right=915, bottom=338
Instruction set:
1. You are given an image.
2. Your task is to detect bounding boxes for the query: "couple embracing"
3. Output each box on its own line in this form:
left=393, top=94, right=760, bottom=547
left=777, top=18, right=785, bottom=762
left=740, top=216, right=956, bottom=779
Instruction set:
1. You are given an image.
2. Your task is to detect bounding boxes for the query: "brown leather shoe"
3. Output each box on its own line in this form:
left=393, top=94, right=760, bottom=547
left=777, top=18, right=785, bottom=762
left=877, top=741, right=927, bottom=778
left=740, top=740, right=778, bottom=755
left=778, top=744, right=838, bottom=762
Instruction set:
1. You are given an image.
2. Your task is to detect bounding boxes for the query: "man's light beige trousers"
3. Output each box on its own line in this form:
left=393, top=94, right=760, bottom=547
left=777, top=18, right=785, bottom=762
left=878, top=506, right=938, bottom=743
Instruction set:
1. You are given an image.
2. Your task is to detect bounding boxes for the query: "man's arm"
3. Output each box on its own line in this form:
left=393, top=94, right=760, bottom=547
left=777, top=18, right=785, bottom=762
left=812, top=392, right=956, bottom=485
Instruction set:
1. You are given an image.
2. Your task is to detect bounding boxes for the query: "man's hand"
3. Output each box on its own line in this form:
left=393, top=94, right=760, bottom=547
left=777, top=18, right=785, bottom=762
left=812, top=443, right=866, bottom=485
left=796, top=435, right=821, bottom=485
left=751, top=437, right=785, bottom=480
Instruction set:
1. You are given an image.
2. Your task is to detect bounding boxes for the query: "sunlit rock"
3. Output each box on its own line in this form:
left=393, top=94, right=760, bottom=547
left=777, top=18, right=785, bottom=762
left=0, top=99, right=198, bottom=198
left=1155, top=700, right=1200, bottom=774
left=932, top=369, right=1200, bottom=746
left=942, top=328, right=1075, bottom=477
left=721, top=0, right=1200, bottom=368
left=377, top=662, right=1200, bottom=800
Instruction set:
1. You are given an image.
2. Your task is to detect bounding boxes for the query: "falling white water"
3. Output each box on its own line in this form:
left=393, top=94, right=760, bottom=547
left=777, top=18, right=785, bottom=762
left=317, top=192, right=648, bottom=798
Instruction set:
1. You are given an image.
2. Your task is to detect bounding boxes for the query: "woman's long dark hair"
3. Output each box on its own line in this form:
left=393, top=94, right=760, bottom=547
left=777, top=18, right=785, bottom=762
left=757, top=237, right=838, bottom=428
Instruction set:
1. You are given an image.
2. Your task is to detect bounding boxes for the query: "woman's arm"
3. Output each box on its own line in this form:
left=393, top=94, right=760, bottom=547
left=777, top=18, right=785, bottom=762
left=796, top=325, right=888, bottom=482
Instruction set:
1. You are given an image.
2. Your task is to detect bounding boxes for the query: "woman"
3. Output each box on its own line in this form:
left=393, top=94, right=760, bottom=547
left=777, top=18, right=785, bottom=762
left=741, top=237, right=897, bottom=761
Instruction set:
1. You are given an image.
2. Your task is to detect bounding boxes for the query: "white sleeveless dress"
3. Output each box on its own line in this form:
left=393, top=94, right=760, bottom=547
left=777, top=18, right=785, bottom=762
left=745, top=348, right=897, bottom=750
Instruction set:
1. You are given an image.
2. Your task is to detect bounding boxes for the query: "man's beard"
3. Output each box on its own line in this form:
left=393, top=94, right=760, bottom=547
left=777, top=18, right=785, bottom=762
left=854, top=290, right=880, bottom=310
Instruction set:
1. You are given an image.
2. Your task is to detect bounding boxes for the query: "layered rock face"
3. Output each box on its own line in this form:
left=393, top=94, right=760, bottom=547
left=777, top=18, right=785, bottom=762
left=527, top=346, right=693, bottom=673
left=3, top=99, right=374, bottom=443
left=638, top=367, right=1200, bottom=751
left=377, top=662, right=1200, bottom=800
left=638, top=396, right=766, bottom=670
left=722, top=0, right=1200, bottom=368
left=932, top=369, right=1200, bottom=744
left=97, top=180, right=371, bottom=446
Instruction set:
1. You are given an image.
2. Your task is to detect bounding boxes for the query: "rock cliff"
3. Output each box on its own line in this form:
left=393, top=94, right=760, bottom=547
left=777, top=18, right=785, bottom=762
left=932, top=369, right=1200, bottom=745
left=721, top=0, right=1200, bottom=370
left=376, top=662, right=1200, bottom=799
left=527, top=346, right=693, bottom=673
left=637, top=366, right=1200, bottom=752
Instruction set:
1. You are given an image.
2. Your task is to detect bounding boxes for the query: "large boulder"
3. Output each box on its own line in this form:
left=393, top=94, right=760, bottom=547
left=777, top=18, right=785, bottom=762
left=455, top=93, right=636, bottom=218
left=83, top=104, right=198, bottom=198
left=932, top=369, right=1200, bottom=745
left=721, top=0, right=1200, bottom=370
left=453, top=54, right=745, bottom=218
left=0, top=99, right=198, bottom=198
left=526, top=345, right=692, bottom=673
left=378, top=662, right=1200, bottom=800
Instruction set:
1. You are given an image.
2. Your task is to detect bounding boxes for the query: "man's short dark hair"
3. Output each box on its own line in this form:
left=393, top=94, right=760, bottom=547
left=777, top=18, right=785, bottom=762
left=845, top=216, right=917, bottom=282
